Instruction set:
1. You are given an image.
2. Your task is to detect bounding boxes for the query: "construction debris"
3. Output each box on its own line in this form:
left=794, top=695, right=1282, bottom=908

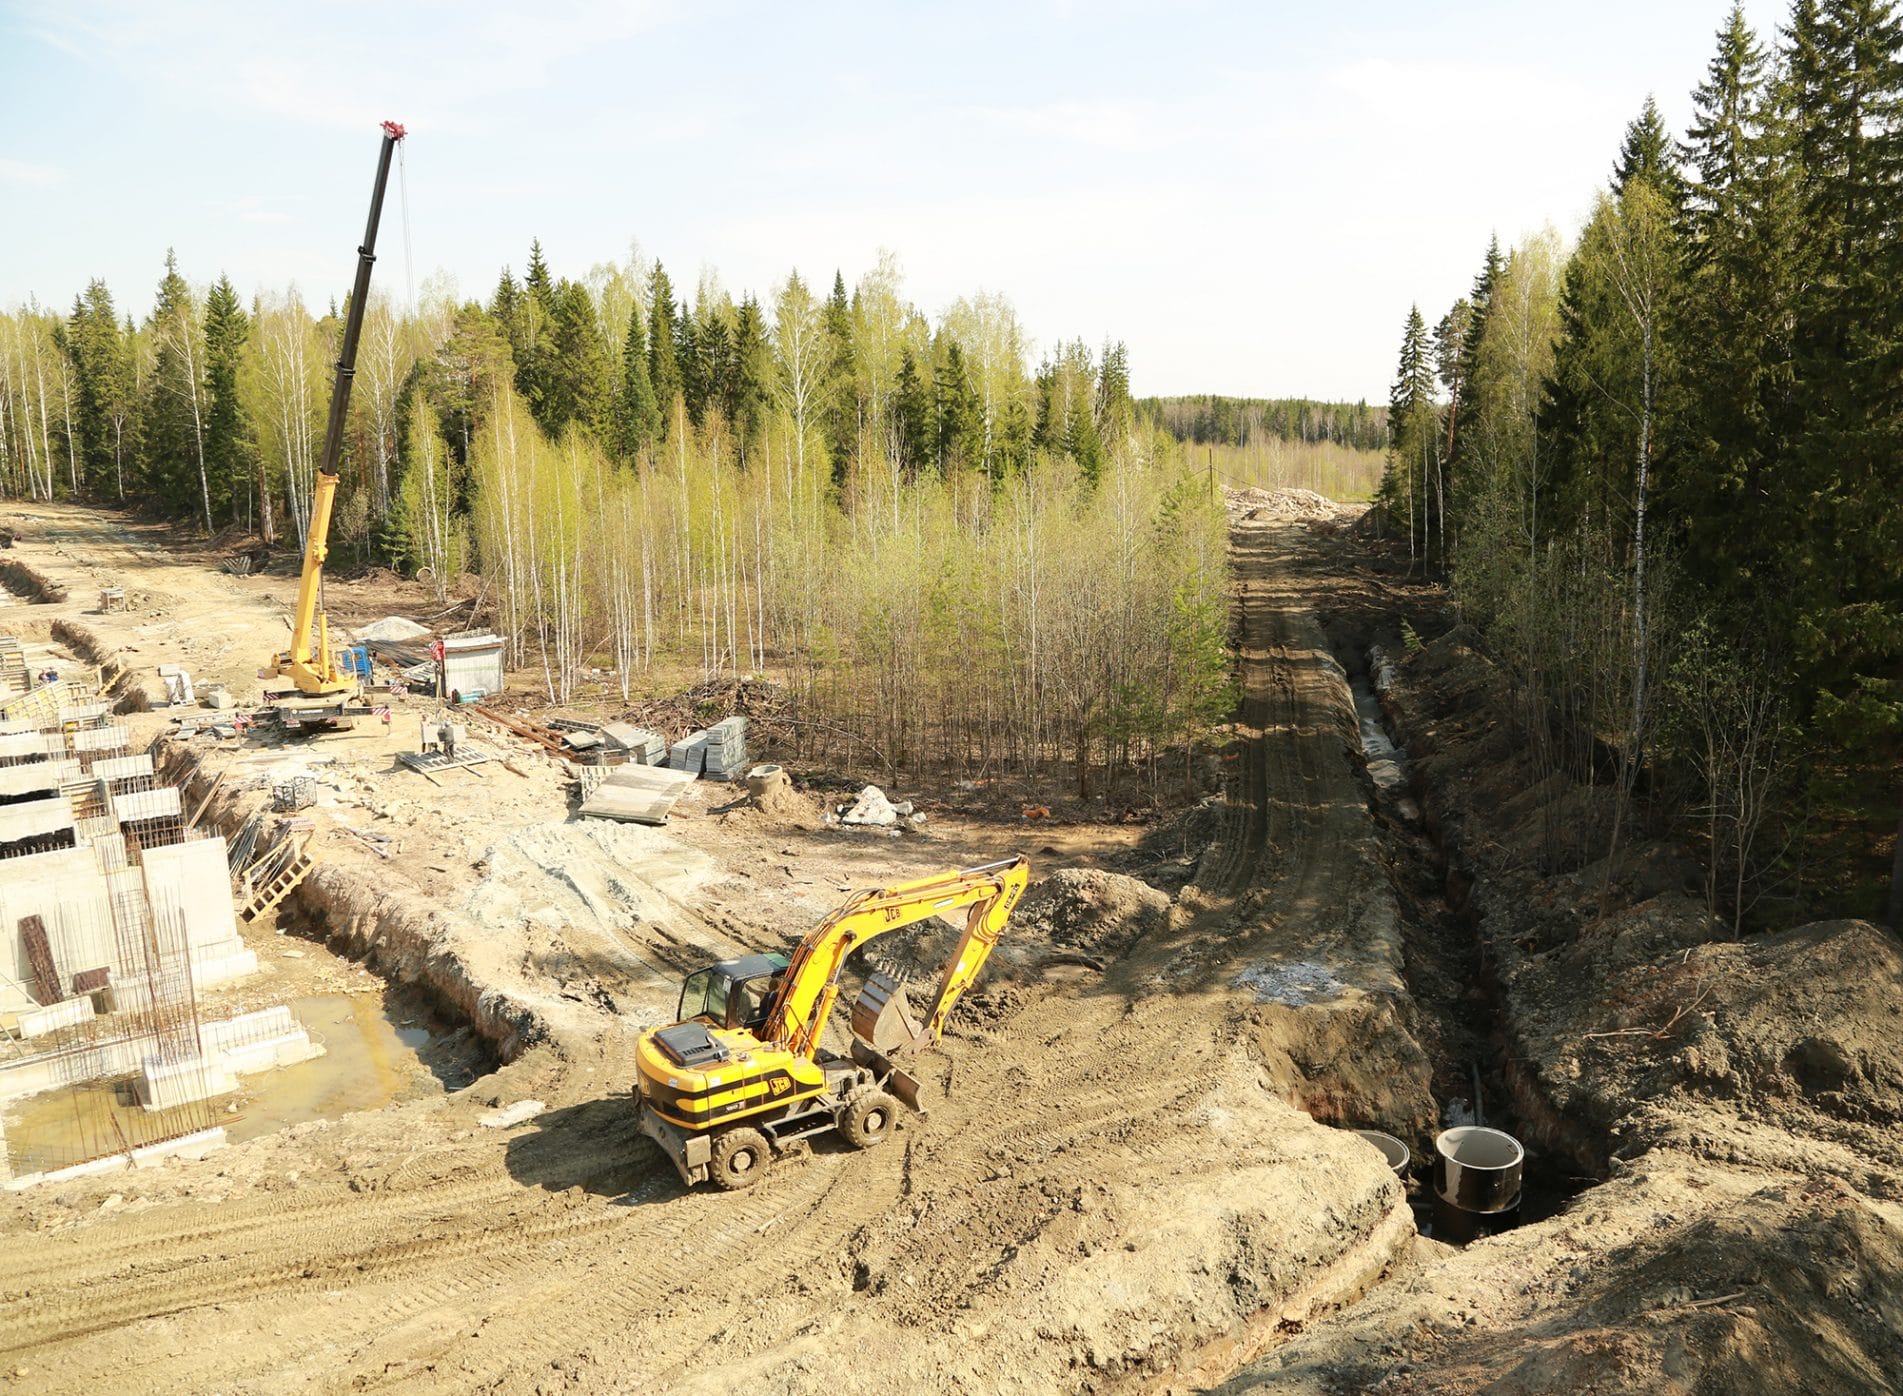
left=839, top=784, right=900, bottom=827
left=478, top=1099, right=547, bottom=1129
left=355, top=615, right=431, bottom=643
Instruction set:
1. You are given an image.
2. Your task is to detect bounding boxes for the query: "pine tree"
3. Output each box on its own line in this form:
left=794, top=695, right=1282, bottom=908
left=617, top=299, right=660, bottom=462
left=647, top=263, right=681, bottom=436
left=202, top=273, right=251, bottom=526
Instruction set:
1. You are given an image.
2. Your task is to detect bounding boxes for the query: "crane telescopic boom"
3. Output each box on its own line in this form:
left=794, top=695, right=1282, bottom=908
left=271, top=119, right=406, bottom=704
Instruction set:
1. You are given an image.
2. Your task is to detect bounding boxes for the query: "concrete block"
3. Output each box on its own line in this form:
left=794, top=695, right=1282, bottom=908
left=0, top=798, right=75, bottom=840
left=15, top=995, right=94, bottom=1038
left=89, top=753, right=154, bottom=784
left=110, top=786, right=182, bottom=824
left=138, top=1052, right=238, bottom=1110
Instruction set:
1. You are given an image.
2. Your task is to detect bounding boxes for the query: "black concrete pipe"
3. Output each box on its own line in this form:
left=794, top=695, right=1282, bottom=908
left=1434, top=1126, right=1523, bottom=1211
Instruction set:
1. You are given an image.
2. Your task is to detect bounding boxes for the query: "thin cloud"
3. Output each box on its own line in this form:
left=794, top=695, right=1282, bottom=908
left=0, top=158, right=64, bottom=185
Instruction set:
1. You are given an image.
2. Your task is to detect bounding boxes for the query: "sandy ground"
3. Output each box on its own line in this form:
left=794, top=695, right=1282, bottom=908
left=6, top=496, right=1896, bottom=1393
left=0, top=500, right=1421, bottom=1394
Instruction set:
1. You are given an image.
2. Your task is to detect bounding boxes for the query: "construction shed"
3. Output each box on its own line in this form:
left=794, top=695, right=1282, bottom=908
left=441, top=633, right=504, bottom=702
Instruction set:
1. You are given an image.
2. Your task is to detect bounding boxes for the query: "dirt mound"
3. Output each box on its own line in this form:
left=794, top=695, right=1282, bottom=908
left=1013, top=867, right=1171, bottom=958
left=1224, top=486, right=1346, bottom=522
left=1505, top=909, right=1903, bottom=1178
left=749, top=777, right=823, bottom=828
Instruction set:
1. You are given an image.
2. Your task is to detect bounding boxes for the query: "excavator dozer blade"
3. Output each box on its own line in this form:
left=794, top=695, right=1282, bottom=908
left=850, top=1037, right=927, bottom=1117
left=851, top=968, right=923, bottom=1053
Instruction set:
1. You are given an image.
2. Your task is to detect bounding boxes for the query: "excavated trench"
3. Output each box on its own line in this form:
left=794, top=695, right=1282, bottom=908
left=1329, top=632, right=1603, bottom=1236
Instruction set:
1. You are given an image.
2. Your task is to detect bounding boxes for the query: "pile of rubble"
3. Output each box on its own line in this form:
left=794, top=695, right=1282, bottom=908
left=822, top=784, right=927, bottom=832
left=1224, top=486, right=1346, bottom=521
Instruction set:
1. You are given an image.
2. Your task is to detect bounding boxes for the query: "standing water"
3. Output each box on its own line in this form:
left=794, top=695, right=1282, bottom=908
left=2, top=992, right=468, bottom=1176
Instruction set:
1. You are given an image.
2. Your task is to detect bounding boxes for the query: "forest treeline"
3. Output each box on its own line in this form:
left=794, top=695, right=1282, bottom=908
left=0, top=246, right=1235, bottom=796
left=1378, top=0, right=1903, bottom=926
left=1135, top=395, right=1386, bottom=452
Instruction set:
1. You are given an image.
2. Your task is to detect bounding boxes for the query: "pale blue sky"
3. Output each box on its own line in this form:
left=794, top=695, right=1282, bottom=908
left=2, top=1, right=1784, bottom=399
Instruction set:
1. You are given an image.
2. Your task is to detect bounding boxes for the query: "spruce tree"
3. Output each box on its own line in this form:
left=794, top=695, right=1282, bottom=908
left=823, top=271, right=858, bottom=488
left=202, top=274, right=251, bottom=526
left=144, top=249, right=207, bottom=522
left=647, top=263, right=680, bottom=436
left=617, top=300, right=660, bottom=462
left=894, top=346, right=934, bottom=475
left=726, top=295, right=770, bottom=458
left=1783, top=0, right=1903, bottom=750
left=541, top=279, right=614, bottom=443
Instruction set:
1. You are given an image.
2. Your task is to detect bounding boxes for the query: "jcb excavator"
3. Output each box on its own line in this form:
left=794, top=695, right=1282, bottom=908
left=259, top=120, right=406, bottom=730
left=634, top=856, right=1029, bottom=1190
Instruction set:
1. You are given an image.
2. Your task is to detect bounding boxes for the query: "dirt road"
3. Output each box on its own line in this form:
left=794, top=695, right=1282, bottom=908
left=0, top=505, right=1423, bottom=1393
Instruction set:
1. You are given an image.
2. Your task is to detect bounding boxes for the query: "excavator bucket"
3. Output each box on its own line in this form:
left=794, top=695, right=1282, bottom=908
left=851, top=969, right=928, bottom=1115
left=851, top=967, right=923, bottom=1053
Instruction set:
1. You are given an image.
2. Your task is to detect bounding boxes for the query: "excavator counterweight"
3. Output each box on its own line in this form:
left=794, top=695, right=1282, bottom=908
left=632, top=856, right=1029, bottom=1190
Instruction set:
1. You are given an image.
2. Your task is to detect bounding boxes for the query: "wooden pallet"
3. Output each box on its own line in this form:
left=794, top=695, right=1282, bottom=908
left=239, top=846, right=314, bottom=923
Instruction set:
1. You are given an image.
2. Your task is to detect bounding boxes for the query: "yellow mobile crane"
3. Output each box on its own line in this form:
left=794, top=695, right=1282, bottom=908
left=261, top=120, right=407, bottom=729
left=634, top=856, right=1029, bottom=1189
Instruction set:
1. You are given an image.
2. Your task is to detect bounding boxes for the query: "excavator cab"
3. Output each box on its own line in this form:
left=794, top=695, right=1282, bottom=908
left=677, top=953, right=789, bottom=1032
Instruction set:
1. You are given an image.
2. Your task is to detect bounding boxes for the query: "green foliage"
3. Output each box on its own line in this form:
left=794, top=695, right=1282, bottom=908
left=202, top=274, right=252, bottom=525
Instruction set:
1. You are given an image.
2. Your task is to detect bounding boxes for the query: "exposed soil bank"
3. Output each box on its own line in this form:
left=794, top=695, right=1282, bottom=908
left=0, top=555, right=65, bottom=603
left=1218, top=574, right=1903, bottom=1392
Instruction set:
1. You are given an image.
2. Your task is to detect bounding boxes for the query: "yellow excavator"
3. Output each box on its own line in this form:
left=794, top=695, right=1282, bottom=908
left=634, top=856, right=1030, bottom=1189
left=260, top=120, right=407, bottom=730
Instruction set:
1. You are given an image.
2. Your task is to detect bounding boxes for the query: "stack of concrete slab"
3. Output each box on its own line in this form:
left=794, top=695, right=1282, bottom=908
left=578, top=763, right=697, bottom=825
left=667, top=730, right=708, bottom=775
left=603, top=723, right=666, bottom=765
left=703, top=717, right=749, bottom=780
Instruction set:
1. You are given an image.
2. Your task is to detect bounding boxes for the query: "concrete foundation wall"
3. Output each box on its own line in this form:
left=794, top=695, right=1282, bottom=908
left=0, top=846, right=118, bottom=1012
left=142, top=837, right=245, bottom=963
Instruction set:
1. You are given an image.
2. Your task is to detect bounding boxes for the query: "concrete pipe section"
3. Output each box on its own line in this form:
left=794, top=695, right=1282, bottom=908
left=1430, top=1125, right=1524, bottom=1243
left=1353, top=1128, right=1411, bottom=1177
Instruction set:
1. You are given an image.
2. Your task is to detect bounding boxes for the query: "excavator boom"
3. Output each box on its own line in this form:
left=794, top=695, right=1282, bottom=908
left=763, top=857, right=1029, bottom=1056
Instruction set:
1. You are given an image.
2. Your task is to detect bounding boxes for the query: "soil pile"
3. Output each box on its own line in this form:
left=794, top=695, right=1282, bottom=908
left=1224, top=486, right=1348, bottom=523
left=1012, top=866, right=1171, bottom=958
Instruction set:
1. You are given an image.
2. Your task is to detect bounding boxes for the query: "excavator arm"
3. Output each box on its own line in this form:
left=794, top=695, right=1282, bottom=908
left=762, top=857, right=1029, bottom=1059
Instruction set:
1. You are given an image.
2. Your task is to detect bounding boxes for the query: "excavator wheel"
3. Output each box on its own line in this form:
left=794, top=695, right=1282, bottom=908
left=840, top=1088, right=899, bottom=1149
left=708, top=1126, right=770, bottom=1190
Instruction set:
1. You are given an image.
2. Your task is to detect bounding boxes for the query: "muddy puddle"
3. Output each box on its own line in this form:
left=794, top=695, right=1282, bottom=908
left=3, top=992, right=472, bottom=1176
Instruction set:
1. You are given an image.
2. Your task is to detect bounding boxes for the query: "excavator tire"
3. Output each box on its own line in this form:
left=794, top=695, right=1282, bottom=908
left=709, top=1126, right=770, bottom=1190
left=839, top=1088, right=898, bottom=1149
